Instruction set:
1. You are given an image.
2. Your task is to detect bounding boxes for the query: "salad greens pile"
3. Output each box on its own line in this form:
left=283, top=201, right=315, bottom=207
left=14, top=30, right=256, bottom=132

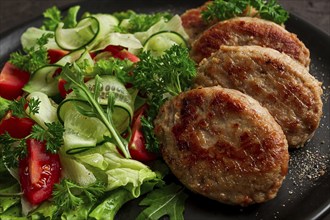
left=0, top=4, right=196, bottom=220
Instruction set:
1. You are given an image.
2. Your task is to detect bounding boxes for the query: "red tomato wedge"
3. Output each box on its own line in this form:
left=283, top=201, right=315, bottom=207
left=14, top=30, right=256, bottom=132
left=47, top=49, right=68, bottom=64
left=104, top=45, right=140, bottom=63
left=19, top=139, right=61, bottom=205
left=0, top=111, right=35, bottom=139
left=128, top=105, right=157, bottom=162
left=57, top=78, right=72, bottom=99
left=0, top=62, right=30, bottom=100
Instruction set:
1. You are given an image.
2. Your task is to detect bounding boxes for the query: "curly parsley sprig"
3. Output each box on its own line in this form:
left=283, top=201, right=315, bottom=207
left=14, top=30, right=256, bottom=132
left=52, top=179, right=105, bottom=213
left=202, top=0, right=289, bottom=24
left=132, top=45, right=196, bottom=152
left=9, top=33, right=53, bottom=73
left=0, top=98, right=64, bottom=168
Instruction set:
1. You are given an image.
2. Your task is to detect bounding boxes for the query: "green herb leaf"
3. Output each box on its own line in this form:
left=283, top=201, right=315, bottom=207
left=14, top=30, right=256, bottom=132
left=251, top=0, right=289, bottom=24
left=42, top=5, right=80, bottom=31
left=9, top=33, right=53, bottom=73
left=0, top=133, right=27, bottom=168
left=113, top=10, right=173, bottom=33
left=202, top=0, right=289, bottom=24
left=52, top=179, right=105, bottom=214
left=42, top=6, right=62, bottom=31
left=92, top=58, right=134, bottom=84
left=132, top=45, right=196, bottom=152
left=30, top=122, right=64, bottom=154
left=133, top=45, right=196, bottom=97
left=202, top=0, right=250, bottom=21
left=137, top=183, right=188, bottom=220
left=61, top=63, right=131, bottom=158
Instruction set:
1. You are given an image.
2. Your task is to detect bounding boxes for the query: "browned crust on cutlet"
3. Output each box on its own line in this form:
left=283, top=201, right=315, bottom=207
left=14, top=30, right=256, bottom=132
left=190, top=17, right=310, bottom=68
left=195, top=45, right=323, bottom=147
left=154, top=87, right=289, bottom=206
left=181, top=1, right=213, bottom=42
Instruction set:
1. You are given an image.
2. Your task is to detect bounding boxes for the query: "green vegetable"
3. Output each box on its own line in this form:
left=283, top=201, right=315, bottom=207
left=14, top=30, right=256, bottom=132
left=0, top=97, right=11, bottom=119
left=61, top=63, right=131, bottom=158
left=0, top=184, right=21, bottom=214
left=143, top=31, right=188, bottom=57
left=113, top=10, right=173, bottom=33
left=92, top=58, right=134, bottom=84
left=202, top=0, right=289, bottom=24
left=137, top=183, right=188, bottom=220
left=0, top=96, right=64, bottom=167
left=0, top=205, right=23, bottom=219
left=52, top=179, right=105, bottom=215
left=132, top=45, right=196, bottom=152
left=10, top=96, right=40, bottom=118
left=88, top=188, right=133, bottom=220
left=9, top=33, right=53, bottom=73
left=28, top=201, right=57, bottom=219
left=30, top=122, right=64, bottom=153
left=251, top=0, right=289, bottom=24
left=41, top=6, right=80, bottom=31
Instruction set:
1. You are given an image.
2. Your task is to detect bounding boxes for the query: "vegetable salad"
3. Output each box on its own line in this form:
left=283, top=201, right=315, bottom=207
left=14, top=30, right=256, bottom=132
left=0, top=5, right=195, bottom=219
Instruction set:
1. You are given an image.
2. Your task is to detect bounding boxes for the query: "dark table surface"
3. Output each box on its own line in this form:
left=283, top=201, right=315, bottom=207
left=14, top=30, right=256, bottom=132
left=0, top=0, right=329, bottom=36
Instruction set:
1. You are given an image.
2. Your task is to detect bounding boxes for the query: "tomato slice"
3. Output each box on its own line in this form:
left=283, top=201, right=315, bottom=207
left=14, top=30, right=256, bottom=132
left=103, top=45, right=140, bottom=63
left=0, top=62, right=30, bottom=100
left=0, top=111, right=35, bottom=139
left=19, top=139, right=61, bottom=205
left=128, top=105, right=158, bottom=162
left=47, top=49, right=68, bottom=64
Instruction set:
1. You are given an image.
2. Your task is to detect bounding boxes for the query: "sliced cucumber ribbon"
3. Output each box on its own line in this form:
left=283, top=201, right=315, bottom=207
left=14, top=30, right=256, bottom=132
left=55, top=14, right=119, bottom=51
left=23, top=48, right=92, bottom=96
left=143, top=31, right=188, bottom=57
left=134, top=15, right=189, bottom=45
left=57, top=76, right=134, bottom=154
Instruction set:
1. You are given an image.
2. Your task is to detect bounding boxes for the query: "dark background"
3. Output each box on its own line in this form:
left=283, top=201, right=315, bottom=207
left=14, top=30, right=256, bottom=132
left=0, top=0, right=329, bottom=35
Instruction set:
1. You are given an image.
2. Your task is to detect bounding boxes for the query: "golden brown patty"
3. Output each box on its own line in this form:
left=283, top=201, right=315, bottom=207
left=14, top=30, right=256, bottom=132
left=195, top=45, right=323, bottom=147
left=154, top=87, right=289, bottom=206
left=190, top=17, right=310, bottom=68
left=180, top=1, right=213, bottom=42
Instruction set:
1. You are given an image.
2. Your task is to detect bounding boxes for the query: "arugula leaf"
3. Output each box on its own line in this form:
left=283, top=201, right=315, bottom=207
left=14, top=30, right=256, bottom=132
left=202, top=0, right=289, bottom=24
left=136, top=183, right=188, bottom=220
left=9, top=33, right=53, bottom=73
left=113, top=10, right=173, bottom=33
left=52, top=179, right=105, bottom=216
left=61, top=63, right=131, bottom=158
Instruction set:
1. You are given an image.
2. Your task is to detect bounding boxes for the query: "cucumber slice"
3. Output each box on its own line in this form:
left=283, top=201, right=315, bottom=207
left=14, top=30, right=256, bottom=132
left=55, top=17, right=99, bottom=51
left=23, top=64, right=61, bottom=96
left=23, top=49, right=86, bottom=96
left=143, top=31, right=187, bottom=56
left=55, top=14, right=119, bottom=51
left=58, top=76, right=133, bottom=133
left=85, top=75, right=134, bottom=133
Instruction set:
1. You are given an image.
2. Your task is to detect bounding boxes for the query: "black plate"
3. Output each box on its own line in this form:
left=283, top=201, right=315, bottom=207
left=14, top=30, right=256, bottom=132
left=0, top=1, right=329, bottom=219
